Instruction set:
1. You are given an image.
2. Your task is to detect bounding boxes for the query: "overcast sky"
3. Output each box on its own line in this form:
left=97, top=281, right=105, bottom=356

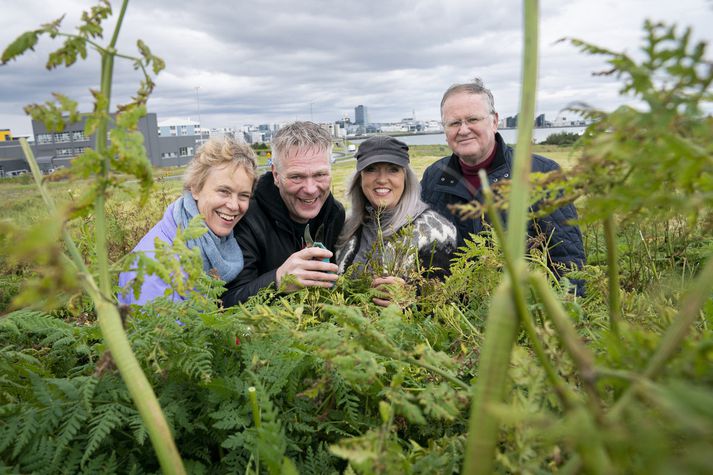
left=1, top=0, right=712, bottom=136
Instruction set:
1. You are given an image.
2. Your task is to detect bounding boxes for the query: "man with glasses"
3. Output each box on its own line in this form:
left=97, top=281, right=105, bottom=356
left=421, top=78, right=585, bottom=292
left=222, top=121, right=344, bottom=306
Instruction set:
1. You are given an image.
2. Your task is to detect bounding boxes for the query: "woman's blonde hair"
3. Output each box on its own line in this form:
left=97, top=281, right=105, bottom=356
left=183, top=136, right=258, bottom=192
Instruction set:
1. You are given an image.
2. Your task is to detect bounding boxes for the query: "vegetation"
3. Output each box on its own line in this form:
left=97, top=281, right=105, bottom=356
left=540, top=131, right=581, bottom=146
left=1, top=2, right=712, bottom=475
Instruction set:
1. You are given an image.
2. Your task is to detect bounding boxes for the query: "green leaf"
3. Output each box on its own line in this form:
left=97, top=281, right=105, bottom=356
left=1, top=30, right=40, bottom=64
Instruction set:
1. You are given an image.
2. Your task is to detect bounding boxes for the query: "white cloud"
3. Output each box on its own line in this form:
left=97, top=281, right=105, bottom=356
left=1, top=0, right=711, bottom=136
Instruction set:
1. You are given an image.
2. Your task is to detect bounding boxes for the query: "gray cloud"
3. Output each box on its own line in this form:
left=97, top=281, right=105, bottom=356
left=1, top=0, right=711, bottom=136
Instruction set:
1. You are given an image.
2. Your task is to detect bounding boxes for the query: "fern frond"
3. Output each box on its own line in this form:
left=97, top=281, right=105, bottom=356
left=12, top=407, right=40, bottom=459
left=16, top=435, right=55, bottom=475
left=53, top=402, right=88, bottom=464
left=82, top=451, right=119, bottom=475
left=81, top=403, right=126, bottom=467
left=300, top=443, right=339, bottom=475
left=127, top=412, right=148, bottom=446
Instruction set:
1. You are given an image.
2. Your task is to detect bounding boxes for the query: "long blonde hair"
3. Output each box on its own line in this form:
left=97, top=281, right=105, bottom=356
left=337, top=165, right=427, bottom=247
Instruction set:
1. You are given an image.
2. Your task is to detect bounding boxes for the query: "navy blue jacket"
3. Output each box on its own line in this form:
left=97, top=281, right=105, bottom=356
left=420, top=133, right=585, bottom=286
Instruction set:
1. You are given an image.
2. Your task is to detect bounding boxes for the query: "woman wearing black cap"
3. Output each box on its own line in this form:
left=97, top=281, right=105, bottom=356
left=335, top=135, right=458, bottom=307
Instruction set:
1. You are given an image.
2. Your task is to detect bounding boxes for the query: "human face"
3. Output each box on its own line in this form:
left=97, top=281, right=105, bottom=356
left=441, top=91, right=499, bottom=166
left=191, top=164, right=253, bottom=237
left=273, top=146, right=332, bottom=223
left=360, top=162, right=405, bottom=210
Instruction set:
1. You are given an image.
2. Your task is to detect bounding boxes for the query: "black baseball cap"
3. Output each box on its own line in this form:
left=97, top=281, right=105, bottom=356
left=355, top=136, right=410, bottom=172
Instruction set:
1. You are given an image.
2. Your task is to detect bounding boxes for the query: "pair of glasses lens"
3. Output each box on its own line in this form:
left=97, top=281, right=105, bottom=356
left=445, top=115, right=490, bottom=130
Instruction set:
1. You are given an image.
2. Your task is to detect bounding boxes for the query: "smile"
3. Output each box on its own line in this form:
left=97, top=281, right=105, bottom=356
left=373, top=188, right=391, bottom=195
left=217, top=211, right=238, bottom=222
left=300, top=198, right=317, bottom=205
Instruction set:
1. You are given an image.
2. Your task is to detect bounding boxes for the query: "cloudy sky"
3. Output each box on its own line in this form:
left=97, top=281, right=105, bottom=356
left=1, top=0, right=712, bottom=136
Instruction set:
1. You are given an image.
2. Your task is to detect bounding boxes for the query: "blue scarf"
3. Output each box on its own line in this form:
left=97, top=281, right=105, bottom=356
left=172, top=191, right=244, bottom=283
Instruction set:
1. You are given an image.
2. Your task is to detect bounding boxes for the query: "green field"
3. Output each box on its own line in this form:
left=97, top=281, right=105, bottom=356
left=0, top=143, right=578, bottom=226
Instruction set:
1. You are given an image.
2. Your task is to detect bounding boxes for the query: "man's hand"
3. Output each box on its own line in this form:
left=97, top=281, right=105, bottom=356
left=276, top=247, right=338, bottom=293
left=371, top=276, right=407, bottom=307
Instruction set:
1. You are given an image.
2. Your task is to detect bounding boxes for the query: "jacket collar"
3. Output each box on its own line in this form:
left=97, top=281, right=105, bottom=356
left=434, top=132, right=510, bottom=197
left=447, top=132, right=508, bottom=173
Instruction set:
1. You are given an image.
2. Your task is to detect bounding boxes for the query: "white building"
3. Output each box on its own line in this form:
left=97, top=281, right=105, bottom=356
left=157, top=118, right=200, bottom=137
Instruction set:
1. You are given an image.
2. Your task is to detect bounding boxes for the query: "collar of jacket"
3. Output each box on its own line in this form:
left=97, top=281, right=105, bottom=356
left=433, top=132, right=510, bottom=199
left=253, top=170, right=338, bottom=236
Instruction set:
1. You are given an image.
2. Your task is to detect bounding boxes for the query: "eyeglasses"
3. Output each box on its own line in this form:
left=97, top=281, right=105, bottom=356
left=282, top=171, right=331, bottom=185
left=443, top=114, right=492, bottom=131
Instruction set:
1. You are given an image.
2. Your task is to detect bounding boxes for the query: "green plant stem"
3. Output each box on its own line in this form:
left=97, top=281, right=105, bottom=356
left=529, top=273, right=603, bottom=415
left=21, top=139, right=90, bottom=277
left=570, top=406, right=613, bottom=475
left=93, top=1, right=127, bottom=297
left=505, top=0, right=538, bottom=260
left=603, top=215, right=621, bottom=337
left=94, top=54, right=113, bottom=297
left=248, top=386, right=261, bottom=474
left=248, top=386, right=261, bottom=428
left=405, top=356, right=470, bottom=391
left=462, top=2, right=539, bottom=473
left=21, top=138, right=185, bottom=475
left=109, top=0, right=129, bottom=48
left=94, top=296, right=185, bottom=474
left=462, top=279, right=519, bottom=475
left=481, top=175, right=575, bottom=409
left=609, top=254, right=713, bottom=420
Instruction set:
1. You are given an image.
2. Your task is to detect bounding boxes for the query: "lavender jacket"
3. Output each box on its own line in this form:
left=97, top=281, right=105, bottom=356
left=117, top=202, right=186, bottom=305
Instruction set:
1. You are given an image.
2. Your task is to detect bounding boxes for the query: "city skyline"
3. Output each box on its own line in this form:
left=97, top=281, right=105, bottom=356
left=1, top=0, right=712, bottom=137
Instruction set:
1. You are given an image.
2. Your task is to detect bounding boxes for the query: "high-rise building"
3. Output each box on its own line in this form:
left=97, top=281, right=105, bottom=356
left=355, top=105, right=369, bottom=126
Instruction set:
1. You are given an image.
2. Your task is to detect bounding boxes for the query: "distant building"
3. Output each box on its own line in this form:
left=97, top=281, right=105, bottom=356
left=324, top=122, right=347, bottom=139
left=423, top=120, right=443, bottom=133
left=244, top=131, right=265, bottom=144
left=355, top=105, right=369, bottom=126
left=157, top=118, right=200, bottom=138
left=535, top=114, right=546, bottom=128
left=505, top=115, right=518, bottom=128
left=30, top=113, right=161, bottom=170
left=207, top=127, right=237, bottom=140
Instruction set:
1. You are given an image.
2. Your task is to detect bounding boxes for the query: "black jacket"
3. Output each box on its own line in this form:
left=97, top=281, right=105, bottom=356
left=420, top=133, right=585, bottom=283
left=221, top=172, right=345, bottom=306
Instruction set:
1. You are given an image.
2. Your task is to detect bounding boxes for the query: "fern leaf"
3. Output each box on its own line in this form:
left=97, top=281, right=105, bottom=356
left=12, top=408, right=40, bottom=459
left=0, top=412, right=20, bottom=454
left=127, top=412, right=148, bottom=446
left=81, top=403, right=126, bottom=467
left=82, top=451, right=120, bottom=475
left=17, top=436, right=55, bottom=475
left=53, top=402, right=88, bottom=464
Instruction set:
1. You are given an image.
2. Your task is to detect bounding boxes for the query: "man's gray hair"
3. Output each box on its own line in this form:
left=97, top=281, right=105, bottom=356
left=440, top=77, right=496, bottom=119
left=271, top=121, right=333, bottom=171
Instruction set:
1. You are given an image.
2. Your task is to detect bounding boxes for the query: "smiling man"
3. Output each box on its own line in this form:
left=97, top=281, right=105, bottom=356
left=222, top=121, right=345, bottom=306
left=420, top=78, right=585, bottom=292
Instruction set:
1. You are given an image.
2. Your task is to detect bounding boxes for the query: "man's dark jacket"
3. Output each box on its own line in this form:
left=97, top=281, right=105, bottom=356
left=221, top=172, right=345, bottom=306
left=420, top=132, right=585, bottom=282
